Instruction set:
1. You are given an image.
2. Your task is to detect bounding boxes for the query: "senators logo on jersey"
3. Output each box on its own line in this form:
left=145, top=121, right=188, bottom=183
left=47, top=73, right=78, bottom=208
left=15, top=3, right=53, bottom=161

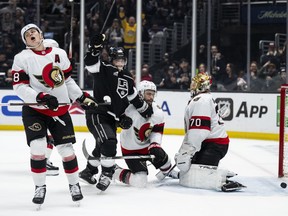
left=35, top=63, right=64, bottom=88
left=134, top=122, right=153, bottom=142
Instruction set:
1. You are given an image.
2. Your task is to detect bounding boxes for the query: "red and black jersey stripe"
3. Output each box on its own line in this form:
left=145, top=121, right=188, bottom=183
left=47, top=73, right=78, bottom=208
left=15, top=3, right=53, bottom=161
left=189, top=116, right=211, bottom=131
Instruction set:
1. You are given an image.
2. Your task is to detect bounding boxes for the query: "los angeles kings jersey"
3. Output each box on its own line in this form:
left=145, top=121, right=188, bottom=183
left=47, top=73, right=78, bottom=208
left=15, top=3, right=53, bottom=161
left=12, top=47, right=83, bottom=116
left=85, top=58, right=138, bottom=119
left=120, top=102, right=165, bottom=153
left=181, top=93, right=229, bottom=154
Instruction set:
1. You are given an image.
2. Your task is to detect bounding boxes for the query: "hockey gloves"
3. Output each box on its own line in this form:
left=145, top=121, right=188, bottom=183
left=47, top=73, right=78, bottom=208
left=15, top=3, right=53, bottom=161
left=130, top=95, right=153, bottom=118
left=36, top=92, right=59, bottom=111
left=174, top=151, right=194, bottom=173
left=89, top=34, right=106, bottom=56
left=77, top=92, right=98, bottom=110
left=118, top=114, right=133, bottom=129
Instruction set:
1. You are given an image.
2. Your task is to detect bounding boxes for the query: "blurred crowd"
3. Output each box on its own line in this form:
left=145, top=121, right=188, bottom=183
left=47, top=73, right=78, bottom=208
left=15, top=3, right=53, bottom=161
left=0, top=0, right=286, bottom=93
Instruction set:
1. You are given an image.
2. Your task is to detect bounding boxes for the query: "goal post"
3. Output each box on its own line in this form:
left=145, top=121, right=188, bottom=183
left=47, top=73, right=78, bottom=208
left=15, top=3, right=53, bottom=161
left=279, top=84, right=288, bottom=177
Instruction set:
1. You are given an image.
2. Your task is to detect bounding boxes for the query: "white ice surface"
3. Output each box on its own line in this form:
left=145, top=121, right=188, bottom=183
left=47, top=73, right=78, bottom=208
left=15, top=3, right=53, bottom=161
left=0, top=131, right=287, bottom=216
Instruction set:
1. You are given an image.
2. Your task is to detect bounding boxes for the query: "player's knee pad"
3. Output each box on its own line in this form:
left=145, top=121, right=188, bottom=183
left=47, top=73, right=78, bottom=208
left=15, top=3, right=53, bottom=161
left=129, top=171, right=148, bottom=188
left=179, top=164, right=233, bottom=191
left=30, top=137, right=46, bottom=159
left=149, top=144, right=168, bottom=169
left=56, top=143, right=75, bottom=161
left=100, top=138, right=117, bottom=156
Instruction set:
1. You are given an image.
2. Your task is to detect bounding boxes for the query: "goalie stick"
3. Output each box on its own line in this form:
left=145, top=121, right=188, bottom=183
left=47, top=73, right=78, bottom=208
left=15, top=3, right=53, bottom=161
left=155, top=164, right=178, bottom=181
left=82, top=139, right=155, bottom=161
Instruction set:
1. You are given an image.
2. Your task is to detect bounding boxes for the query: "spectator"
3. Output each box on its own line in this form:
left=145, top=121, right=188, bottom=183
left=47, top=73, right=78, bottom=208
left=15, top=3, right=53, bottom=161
left=210, top=45, right=226, bottom=83
left=260, top=42, right=280, bottom=70
left=198, top=63, right=207, bottom=74
left=158, top=66, right=179, bottom=89
left=259, top=62, right=279, bottom=92
left=248, top=61, right=263, bottom=92
left=105, top=18, right=124, bottom=48
left=46, top=0, right=67, bottom=15
left=141, top=64, right=153, bottom=81
left=119, top=7, right=136, bottom=54
left=177, top=58, right=191, bottom=78
left=178, top=72, right=191, bottom=90
left=222, top=63, right=238, bottom=91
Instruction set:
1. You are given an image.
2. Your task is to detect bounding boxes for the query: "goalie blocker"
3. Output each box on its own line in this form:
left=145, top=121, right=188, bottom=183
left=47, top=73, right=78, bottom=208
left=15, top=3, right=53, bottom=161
left=179, top=164, right=246, bottom=192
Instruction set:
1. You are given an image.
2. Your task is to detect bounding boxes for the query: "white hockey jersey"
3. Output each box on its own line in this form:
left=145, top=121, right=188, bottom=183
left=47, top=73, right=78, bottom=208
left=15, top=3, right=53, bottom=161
left=180, top=92, right=229, bottom=154
left=120, top=102, right=165, bottom=153
left=12, top=47, right=83, bottom=116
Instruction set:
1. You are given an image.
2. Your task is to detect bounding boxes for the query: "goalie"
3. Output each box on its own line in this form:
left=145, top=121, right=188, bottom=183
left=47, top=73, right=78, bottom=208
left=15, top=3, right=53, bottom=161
left=174, top=72, right=245, bottom=192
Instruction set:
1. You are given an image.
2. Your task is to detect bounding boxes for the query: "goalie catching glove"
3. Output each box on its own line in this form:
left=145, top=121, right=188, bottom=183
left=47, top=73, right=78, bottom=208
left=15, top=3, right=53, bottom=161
left=88, top=34, right=106, bottom=56
left=36, top=92, right=59, bottom=111
left=77, top=92, right=98, bottom=110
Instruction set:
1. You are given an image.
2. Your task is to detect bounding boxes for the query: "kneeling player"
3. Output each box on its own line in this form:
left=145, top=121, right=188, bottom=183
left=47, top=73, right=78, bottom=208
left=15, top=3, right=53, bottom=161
left=113, top=81, right=179, bottom=187
left=174, top=73, right=245, bottom=192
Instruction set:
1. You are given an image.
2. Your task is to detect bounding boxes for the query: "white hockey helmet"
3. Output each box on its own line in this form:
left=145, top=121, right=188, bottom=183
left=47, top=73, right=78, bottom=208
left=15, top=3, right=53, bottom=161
left=138, top=80, right=157, bottom=98
left=21, top=23, right=42, bottom=44
left=43, top=39, right=59, bottom=48
left=190, top=72, right=212, bottom=97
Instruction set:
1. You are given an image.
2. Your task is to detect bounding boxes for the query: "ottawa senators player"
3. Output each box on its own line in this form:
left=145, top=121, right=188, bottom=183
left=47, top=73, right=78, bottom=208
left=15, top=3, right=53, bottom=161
left=113, top=81, right=179, bottom=187
left=174, top=72, right=245, bottom=192
left=12, top=23, right=97, bottom=207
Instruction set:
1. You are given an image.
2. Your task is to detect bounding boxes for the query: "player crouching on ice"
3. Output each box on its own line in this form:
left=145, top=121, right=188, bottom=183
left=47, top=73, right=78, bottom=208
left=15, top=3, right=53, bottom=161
left=174, top=72, right=245, bottom=192
left=113, top=81, right=179, bottom=187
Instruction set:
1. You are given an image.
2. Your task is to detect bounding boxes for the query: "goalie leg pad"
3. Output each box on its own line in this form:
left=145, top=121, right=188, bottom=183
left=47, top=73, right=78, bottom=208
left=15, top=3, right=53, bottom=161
left=179, top=164, right=232, bottom=191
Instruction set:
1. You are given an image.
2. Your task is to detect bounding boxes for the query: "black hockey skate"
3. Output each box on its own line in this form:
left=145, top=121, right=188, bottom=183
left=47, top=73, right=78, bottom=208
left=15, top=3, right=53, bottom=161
left=69, top=183, right=83, bottom=202
left=32, top=185, right=46, bottom=205
left=221, top=180, right=246, bottom=192
left=79, top=167, right=97, bottom=185
left=96, top=172, right=113, bottom=191
left=46, top=160, right=59, bottom=176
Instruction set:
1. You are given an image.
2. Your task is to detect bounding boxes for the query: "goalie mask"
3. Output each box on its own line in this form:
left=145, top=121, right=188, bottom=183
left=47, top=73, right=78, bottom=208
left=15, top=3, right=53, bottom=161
left=138, top=81, right=157, bottom=104
left=190, top=72, right=212, bottom=97
left=109, top=47, right=127, bottom=71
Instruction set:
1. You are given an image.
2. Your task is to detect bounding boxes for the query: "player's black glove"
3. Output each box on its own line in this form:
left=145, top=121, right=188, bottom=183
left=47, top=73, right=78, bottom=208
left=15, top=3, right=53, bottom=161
left=130, top=95, right=153, bottom=118
left=76, top=92, right=98, bottom=110
left=36, top=92, right=59, bottom=111
left=118, top=114, right=133, bottom=129
left=88, top=34, right=106, bottom=56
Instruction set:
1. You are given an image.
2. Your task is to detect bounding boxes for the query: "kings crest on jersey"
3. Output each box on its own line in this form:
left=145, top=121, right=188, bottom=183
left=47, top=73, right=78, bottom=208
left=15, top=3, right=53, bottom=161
left=117, top=78, right=128, bottom=98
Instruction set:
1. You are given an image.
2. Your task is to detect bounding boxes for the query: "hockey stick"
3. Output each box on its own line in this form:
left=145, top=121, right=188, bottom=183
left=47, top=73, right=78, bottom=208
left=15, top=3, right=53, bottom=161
left=82, top=139, right=155, bottom=161
left=68, top=0, right=74, bottom=59
left=155, top=164, right=178, bottom=181
left=0, top=102, right=111, bottom=106
left=100, top=0, right=116, bottom=34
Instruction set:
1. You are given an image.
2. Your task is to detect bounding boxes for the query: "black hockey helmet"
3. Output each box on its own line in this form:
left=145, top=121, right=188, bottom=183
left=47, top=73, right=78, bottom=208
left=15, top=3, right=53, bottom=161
left=108, top=47, right=125, bottom=61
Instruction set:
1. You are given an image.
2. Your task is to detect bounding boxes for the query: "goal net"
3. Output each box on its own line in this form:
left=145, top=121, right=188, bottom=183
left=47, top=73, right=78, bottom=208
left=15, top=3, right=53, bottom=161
left=279, top=84, right=288, bottom=177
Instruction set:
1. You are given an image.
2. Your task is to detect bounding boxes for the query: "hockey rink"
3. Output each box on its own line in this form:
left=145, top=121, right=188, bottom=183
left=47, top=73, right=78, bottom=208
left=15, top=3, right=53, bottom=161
left=0, top=130, right=287, bottom=216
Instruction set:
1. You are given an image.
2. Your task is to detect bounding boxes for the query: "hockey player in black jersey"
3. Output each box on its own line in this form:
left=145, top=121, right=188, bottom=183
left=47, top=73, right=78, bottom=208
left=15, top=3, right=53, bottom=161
left=79, top=34, right=153, bottom=191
